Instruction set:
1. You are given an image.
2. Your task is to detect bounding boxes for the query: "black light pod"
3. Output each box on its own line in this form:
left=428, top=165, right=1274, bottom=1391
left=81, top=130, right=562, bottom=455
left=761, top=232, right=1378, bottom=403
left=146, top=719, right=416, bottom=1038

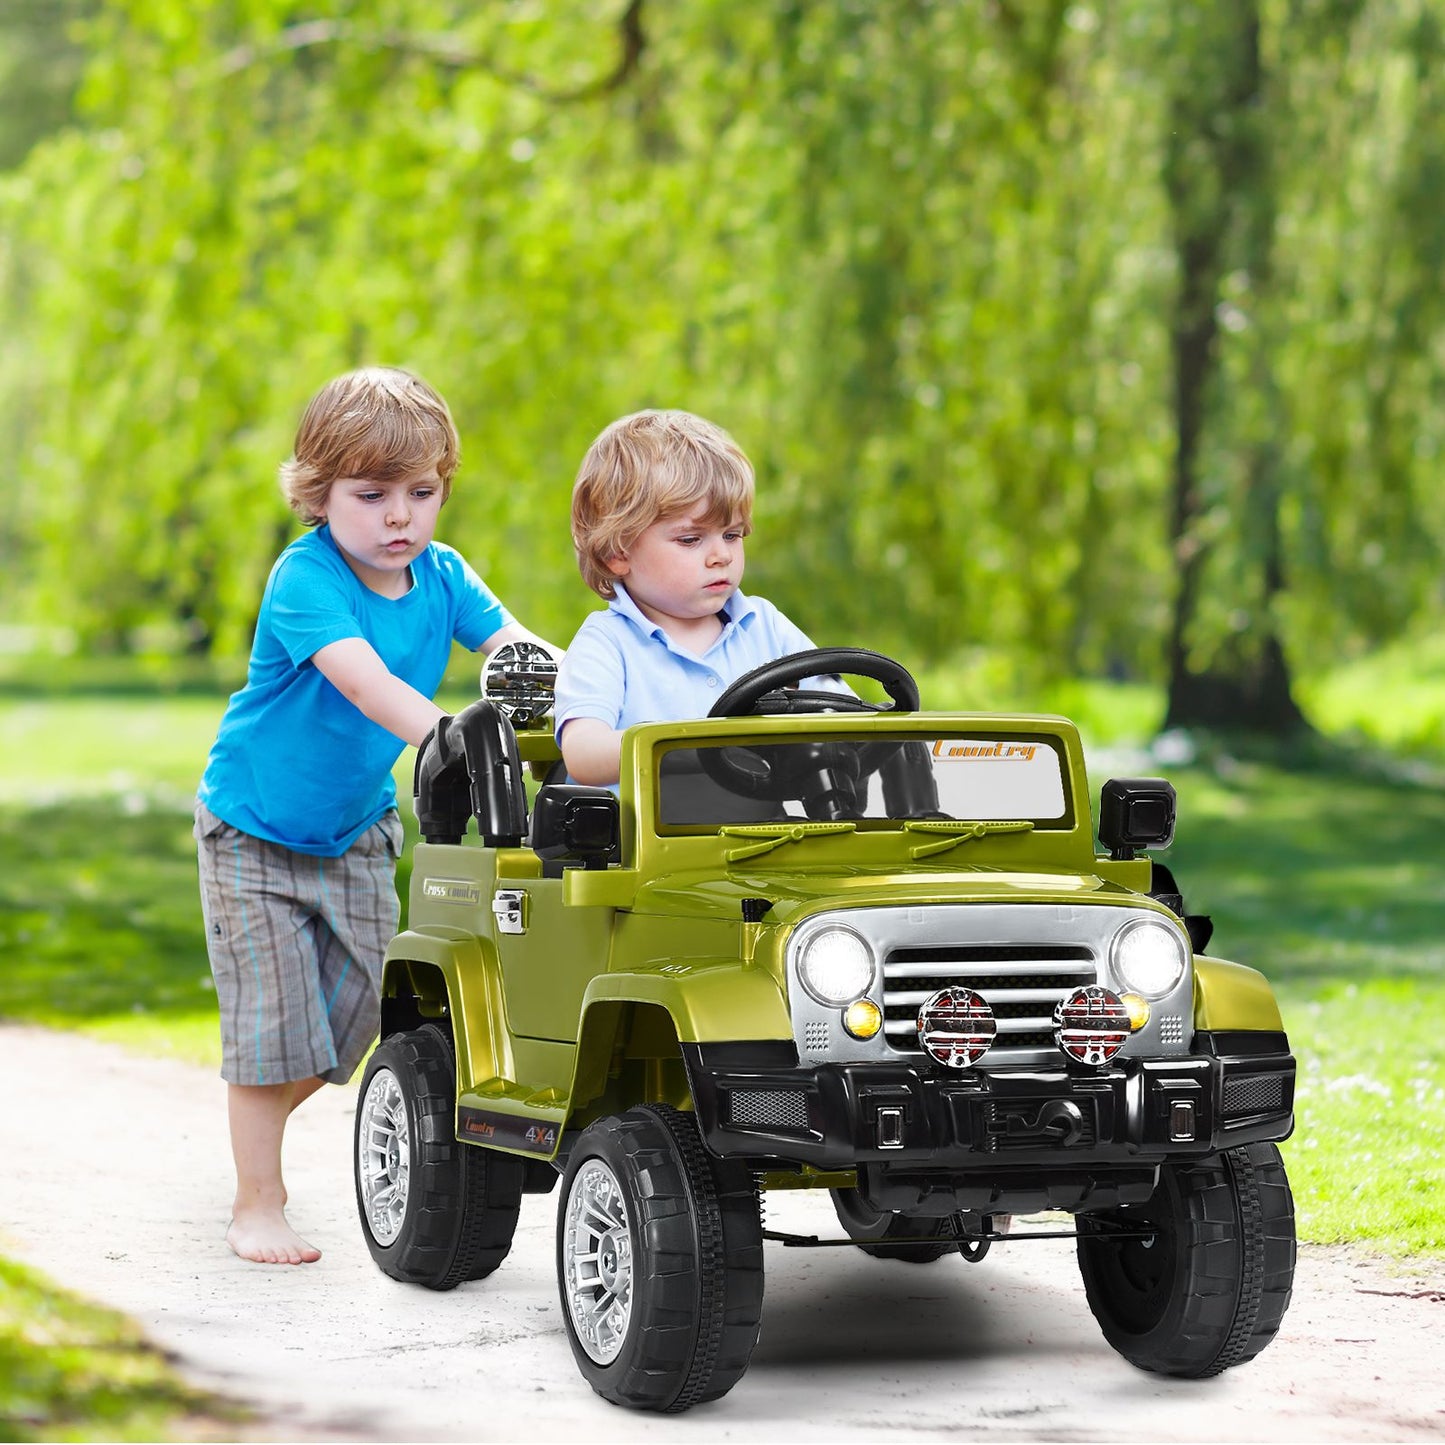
left=532, top=785, right=620, bottom=870
left=1098, top=777, right=1177, bottom=860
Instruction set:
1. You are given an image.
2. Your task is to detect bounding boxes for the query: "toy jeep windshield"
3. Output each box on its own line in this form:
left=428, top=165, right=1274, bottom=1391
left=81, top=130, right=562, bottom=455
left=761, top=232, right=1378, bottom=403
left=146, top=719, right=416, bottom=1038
left=353, top=646, right=1296, bottom=1413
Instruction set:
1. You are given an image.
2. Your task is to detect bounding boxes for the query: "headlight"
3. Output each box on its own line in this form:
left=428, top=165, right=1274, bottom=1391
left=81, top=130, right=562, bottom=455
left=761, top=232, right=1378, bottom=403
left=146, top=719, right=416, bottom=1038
left=797, top=926, right=875, bottom=1006
left=1110, top=917, right=1188, bottom=999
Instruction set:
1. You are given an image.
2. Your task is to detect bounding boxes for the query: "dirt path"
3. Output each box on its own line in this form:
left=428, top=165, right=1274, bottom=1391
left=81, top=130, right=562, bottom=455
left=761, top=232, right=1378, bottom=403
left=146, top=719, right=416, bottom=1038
left=3, top=1021, right=1441, bottom=1443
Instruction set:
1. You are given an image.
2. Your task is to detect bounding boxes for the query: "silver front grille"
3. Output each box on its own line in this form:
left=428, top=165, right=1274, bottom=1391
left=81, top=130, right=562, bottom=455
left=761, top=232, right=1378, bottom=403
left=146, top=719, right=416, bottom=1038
left=785, top=903, right=1195, bottom=1069
left=885, top=943, right=1096, bottom=1063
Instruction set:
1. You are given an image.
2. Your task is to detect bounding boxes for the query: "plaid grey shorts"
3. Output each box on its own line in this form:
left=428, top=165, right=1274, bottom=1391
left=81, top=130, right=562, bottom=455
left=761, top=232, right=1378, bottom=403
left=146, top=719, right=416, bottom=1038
left=194, top=801, right=405, bottom=1086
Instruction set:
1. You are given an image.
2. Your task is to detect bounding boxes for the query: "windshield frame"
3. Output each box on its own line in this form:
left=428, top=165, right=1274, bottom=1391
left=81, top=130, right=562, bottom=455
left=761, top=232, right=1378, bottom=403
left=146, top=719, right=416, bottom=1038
left=646, top=718, right=1079, bottom=838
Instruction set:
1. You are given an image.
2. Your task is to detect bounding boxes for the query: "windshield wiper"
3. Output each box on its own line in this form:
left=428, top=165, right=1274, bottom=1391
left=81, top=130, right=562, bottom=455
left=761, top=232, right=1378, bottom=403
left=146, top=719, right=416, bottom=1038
left=719, top=821, right=857, bottom=862
left=902, top=819, right=1034, bottom=859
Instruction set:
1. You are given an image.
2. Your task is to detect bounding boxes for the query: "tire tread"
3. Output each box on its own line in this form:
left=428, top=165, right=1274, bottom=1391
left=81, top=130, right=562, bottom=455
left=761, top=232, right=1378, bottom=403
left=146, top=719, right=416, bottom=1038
left=1077, top=1141, right=1295, bottom=1378
left=354, top=1027, right=523, bottom=1291
left=557, top=1105, right=764, bottom=1413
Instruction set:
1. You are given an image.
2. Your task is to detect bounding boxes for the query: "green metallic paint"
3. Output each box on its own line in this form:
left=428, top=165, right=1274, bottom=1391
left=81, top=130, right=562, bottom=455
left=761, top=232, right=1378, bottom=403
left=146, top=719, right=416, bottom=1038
left=627, top=868, right=1171, bottom=920
left=380, top=707, right=1287, bottom=1171
left=1192, top=955, right=1285, bottom=1032
left=580, top=960, right=790, bottom=1044
left=382, top=928, right=512, bottom=1097
left=490, top=873, right=613, bottom=1040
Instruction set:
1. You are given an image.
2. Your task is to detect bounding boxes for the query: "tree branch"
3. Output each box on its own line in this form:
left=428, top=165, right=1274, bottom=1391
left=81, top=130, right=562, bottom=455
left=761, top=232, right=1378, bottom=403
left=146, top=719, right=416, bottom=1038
left=206, top=2, right=645, bottom=101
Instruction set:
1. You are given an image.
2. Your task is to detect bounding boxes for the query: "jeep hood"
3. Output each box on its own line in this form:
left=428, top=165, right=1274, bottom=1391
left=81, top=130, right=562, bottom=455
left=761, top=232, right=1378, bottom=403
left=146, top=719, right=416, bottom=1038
left=629, top=867, right=1136, bottom=924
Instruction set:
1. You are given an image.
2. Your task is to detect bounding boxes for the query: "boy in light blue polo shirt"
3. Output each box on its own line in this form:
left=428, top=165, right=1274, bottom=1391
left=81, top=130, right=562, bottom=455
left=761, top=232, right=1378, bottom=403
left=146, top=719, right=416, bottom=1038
left=555, top=409, right=832, bottom=786
left=195, top=368, right=557, bottom=1268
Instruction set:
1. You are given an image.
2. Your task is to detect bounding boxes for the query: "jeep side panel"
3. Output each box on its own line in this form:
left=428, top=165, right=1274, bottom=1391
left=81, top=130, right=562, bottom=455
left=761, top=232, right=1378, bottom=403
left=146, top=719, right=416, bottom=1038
left=1193, top=954, right=1285, bottom=1031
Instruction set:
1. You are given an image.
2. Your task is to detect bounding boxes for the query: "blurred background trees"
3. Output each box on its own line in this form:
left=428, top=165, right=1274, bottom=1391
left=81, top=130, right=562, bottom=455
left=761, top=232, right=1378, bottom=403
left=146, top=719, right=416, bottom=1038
left=3, top=0, right=1443, bottom=734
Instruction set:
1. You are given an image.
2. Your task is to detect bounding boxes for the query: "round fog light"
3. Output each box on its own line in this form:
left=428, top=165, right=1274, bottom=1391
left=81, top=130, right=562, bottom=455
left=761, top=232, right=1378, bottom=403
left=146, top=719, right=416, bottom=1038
left=843, top=999, right=883, bottom=1040
left=1055, top=985, right=1131, bottom=1067
left=917, top=987, right=996, bottom=1069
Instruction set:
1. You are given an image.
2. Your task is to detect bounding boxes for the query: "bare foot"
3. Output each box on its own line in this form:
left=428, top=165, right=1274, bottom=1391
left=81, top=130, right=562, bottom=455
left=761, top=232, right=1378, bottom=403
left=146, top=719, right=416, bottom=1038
left=226, top=1209, right=322, bottom=1265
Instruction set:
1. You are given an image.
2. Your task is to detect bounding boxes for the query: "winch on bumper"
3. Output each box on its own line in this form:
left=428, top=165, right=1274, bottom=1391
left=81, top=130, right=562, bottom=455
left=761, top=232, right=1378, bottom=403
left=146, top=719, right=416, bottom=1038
left=681, top=1031, right=1294, bottom=1190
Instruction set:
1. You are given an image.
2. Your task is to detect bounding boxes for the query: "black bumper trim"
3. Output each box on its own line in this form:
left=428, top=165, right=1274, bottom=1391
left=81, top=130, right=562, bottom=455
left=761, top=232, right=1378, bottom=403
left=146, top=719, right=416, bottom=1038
left=681, top=1037, right=1294, bottom=1169
left=1197, top=1029, right=1290, bottom=1058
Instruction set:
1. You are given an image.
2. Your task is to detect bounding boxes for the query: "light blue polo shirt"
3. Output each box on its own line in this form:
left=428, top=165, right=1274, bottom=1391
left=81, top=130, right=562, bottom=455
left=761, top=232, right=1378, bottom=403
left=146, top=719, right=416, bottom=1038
left=198, top=526, right=511, bottom=856
left=554, top=584, right=835, bottom=749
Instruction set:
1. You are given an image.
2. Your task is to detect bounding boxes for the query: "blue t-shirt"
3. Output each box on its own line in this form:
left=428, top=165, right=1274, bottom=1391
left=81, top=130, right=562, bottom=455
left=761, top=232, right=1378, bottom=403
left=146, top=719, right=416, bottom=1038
left=554, top=583, right=832, bottom=750
left=198, top=526, right=511, bottom=856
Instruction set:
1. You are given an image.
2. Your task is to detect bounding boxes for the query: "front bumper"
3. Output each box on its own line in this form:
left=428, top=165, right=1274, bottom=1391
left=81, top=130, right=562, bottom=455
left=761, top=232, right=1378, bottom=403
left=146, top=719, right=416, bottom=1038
left=682, top=1030, right=1294, bottom=1178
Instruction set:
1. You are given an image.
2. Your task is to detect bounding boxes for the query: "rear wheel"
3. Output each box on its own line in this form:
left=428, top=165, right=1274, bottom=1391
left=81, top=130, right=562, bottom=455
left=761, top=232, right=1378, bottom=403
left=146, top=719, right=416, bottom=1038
left=829, top=1188, right=954, bottom=1264
left=557, top=1104, right=764, bottom=1412
left=354, top=1024, right=525, bottom=1289
left=1076, top=1142, right=1295, bottom=1376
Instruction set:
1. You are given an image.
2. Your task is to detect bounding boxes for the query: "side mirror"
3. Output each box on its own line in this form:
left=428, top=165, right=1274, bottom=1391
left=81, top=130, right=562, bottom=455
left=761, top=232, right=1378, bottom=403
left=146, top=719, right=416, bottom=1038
left=532, top=785, right=619, bottom=870
left=1099, top=777, right=1177, bottom=860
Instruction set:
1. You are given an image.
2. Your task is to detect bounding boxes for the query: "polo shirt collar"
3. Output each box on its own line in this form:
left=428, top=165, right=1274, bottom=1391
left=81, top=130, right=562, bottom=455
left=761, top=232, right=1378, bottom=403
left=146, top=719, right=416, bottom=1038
left=609, top=582, right=759, bottom=640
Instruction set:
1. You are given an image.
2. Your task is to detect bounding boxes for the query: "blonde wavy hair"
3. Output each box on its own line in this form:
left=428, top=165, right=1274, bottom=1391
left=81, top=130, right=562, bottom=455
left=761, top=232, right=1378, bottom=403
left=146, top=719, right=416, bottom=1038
left=571, top=409, right=755, bottom=599
left=279, top=367, right=460, bottom=525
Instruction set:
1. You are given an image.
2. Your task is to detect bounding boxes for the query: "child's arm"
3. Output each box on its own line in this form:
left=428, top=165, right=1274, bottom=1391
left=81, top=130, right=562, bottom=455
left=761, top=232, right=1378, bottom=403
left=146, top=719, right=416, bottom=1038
left=558, top=717, right=623, bottom=787
left=314, top=624, right=565, bottom=748
left=312, top=638, right=447, bottom=746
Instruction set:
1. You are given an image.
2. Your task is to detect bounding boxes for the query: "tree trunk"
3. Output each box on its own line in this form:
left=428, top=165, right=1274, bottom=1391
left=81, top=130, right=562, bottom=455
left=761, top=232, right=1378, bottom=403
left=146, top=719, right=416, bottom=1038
left=1159, top=1, right=1310, bottom=738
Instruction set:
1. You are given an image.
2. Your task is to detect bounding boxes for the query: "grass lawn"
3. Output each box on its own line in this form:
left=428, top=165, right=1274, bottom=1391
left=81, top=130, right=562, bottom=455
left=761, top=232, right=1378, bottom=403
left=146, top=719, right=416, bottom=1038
left=1161, top=754, right=1445, bottom=1251
left=0, top=1255, right=248, bottom=1442
left=2, top=681, right=1443, bottom=1259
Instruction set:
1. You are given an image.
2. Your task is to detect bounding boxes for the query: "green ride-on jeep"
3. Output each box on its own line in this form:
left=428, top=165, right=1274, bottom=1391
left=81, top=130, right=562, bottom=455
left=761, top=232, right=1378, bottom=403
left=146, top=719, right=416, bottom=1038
left=353, top=644, right=1296, bottom=1413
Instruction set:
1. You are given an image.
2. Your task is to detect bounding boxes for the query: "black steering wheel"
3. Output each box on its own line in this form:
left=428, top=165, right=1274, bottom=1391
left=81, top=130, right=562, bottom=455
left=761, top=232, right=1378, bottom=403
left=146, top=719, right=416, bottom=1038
left=700, top=648, right=920, bottom=815
left=709, top=646, right=920, bottom=718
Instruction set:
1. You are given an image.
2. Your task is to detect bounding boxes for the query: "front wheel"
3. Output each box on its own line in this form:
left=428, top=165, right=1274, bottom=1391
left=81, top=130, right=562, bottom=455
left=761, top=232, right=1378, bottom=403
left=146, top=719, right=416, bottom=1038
left=1077, top=1141, right=1295, bottom=1377
left=354, top=1025, right=525, bottom=1289
left=557, top=1105, right=764, bottom=1412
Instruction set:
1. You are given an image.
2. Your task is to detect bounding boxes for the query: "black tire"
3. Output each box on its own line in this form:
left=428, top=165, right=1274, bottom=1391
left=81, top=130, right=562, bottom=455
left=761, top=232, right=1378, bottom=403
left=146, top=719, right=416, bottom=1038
left=556, top=1104, right=764, bottom=1412
left=829, top=1188, right=954, bottom=1264
left=354, top=1025, right=525, bottom=1290
left=1077, top=1141, right=1295, bottom=1377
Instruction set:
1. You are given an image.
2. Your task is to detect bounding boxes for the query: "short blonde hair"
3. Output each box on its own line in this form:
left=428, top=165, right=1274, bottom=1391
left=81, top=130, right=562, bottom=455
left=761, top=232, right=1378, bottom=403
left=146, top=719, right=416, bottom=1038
left=571, top=409, right=755, bottom=598
left=279, top=367, right=460, bottom=525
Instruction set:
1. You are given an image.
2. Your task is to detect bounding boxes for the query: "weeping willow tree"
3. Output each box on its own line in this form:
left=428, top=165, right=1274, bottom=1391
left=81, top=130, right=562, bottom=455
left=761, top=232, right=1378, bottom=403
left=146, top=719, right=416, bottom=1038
left=3, top=0, right=1443, bottom=733
left=1154, top=0, right=1445, bottom=732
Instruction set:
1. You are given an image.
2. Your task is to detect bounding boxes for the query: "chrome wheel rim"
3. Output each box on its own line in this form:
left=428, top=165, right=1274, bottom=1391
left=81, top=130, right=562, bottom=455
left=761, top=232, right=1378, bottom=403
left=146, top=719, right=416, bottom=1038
left=562, top=1158, right=633, bottom=1364
left=358, top=1067, right=410, bottom=1245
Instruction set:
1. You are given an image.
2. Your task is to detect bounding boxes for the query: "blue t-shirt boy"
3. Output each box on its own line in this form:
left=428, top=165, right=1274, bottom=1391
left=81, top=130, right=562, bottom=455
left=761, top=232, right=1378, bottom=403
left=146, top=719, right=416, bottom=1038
left=199, top=524, right=510, bottom=856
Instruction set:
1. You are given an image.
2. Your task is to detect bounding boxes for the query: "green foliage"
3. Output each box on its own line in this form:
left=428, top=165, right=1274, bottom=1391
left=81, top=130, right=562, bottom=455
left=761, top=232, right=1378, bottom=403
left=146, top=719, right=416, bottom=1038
left=1171, top=0, right=1445, bottom=676
left=0, top=0, right=95, bottom=170
left=0, top=1255, right=246, bottom=1441
left=1161, top=752, right=1445, bottom=992
left=4, top=0, right=1442, bottom=711
left=1298, top=626, right=1445, bottom=758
